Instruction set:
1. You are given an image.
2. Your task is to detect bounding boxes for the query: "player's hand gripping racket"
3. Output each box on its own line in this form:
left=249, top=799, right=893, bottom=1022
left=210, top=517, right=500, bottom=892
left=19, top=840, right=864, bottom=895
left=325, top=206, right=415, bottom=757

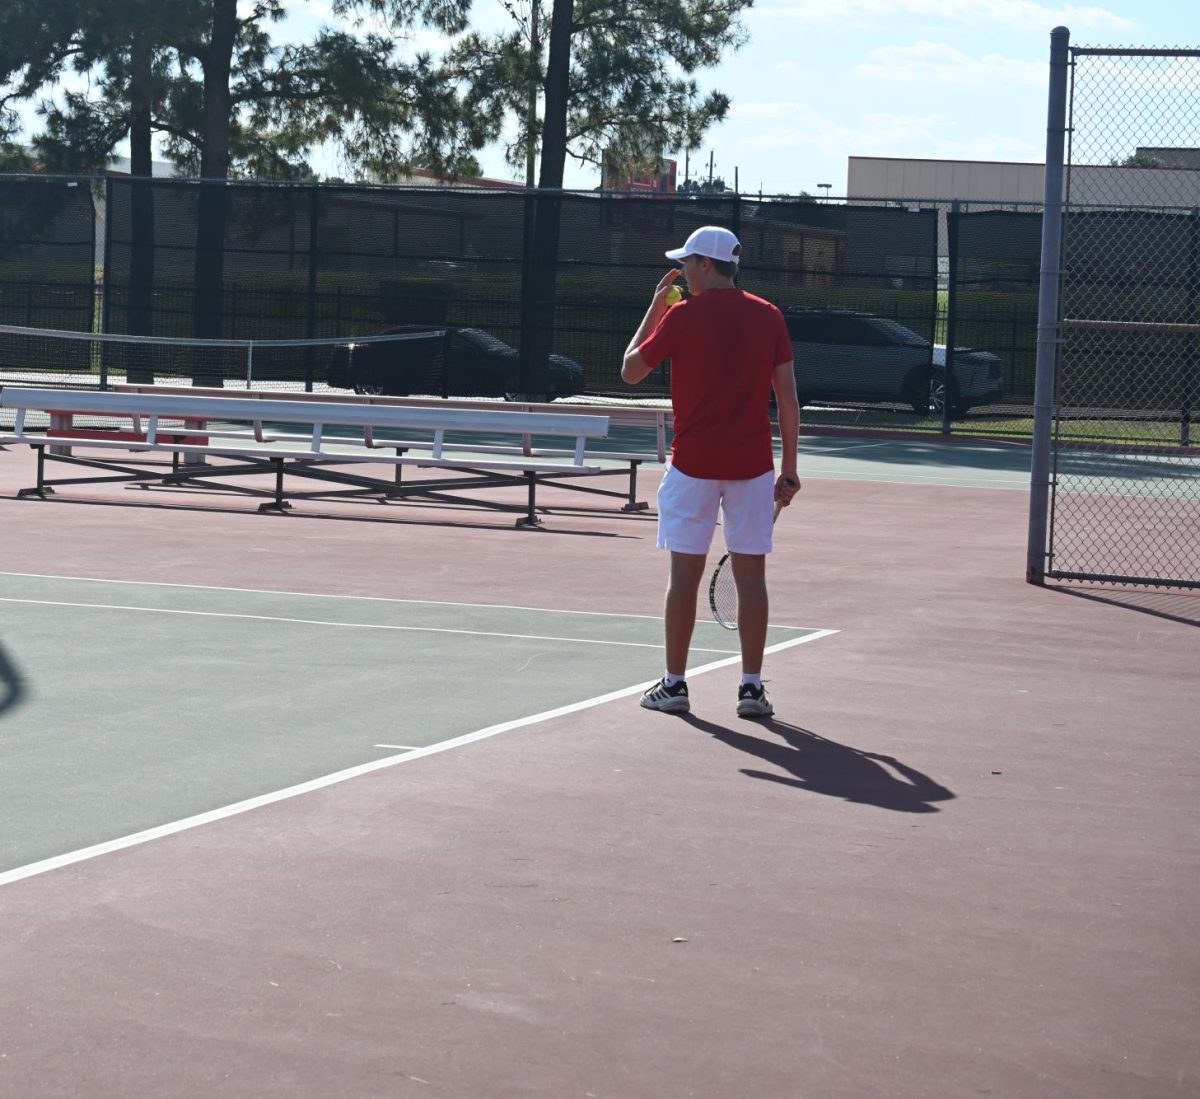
left=708, top=493, right=791, bottom=631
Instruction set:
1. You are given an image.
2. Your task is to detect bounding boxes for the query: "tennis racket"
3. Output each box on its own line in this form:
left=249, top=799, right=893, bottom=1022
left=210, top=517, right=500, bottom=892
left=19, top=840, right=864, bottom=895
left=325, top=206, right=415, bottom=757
left=708, top=497, right=788, bottom=631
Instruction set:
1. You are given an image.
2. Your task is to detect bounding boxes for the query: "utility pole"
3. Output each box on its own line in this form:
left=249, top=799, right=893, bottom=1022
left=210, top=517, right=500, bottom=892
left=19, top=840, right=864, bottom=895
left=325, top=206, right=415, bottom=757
left=519, top=0, right=572, bottom=394
left=524, top=0, right=540, bottom=187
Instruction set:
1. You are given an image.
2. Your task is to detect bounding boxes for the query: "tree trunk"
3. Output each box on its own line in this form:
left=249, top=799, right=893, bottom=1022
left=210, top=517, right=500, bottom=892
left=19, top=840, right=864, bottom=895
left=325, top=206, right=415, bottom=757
left=537, top=0, right=571, bottom=192
left=191, top=0, right=237, bottom=385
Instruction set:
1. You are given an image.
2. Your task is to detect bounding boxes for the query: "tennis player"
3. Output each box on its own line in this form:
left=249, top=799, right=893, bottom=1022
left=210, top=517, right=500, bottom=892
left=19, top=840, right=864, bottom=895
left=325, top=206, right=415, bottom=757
left=622, top=225, right=800, bottom=717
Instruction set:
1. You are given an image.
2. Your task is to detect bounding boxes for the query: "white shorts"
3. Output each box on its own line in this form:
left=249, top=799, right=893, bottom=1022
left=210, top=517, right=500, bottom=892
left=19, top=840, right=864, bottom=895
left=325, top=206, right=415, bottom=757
left=656, top=465, right=776, bottom=556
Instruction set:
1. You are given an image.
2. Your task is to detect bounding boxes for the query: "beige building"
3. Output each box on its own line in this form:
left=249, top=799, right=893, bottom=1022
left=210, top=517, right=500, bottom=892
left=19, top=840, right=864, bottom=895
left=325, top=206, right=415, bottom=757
left=847, top=154, right=1200, bottom=209
left=847, top=154, right=1200, bottom=279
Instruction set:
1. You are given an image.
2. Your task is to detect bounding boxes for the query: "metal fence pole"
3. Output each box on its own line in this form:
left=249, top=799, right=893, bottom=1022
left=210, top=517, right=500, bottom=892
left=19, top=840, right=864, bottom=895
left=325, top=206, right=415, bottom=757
left=941, top=200, right=960, bottom=433
left=1026, top=26, right=1071, bottom=584
left=1182, top=206, right=1197, bottom=447
left=517, top=189, right=537, bottom=393
left=305, top=184, right=320, bottom=393
left=99, top=177, right=113, bottom=389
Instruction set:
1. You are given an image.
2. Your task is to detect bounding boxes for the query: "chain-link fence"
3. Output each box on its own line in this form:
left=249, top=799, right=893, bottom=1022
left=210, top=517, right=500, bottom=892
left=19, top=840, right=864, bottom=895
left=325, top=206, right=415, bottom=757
left=0, top=157, right=1195, bottom=461
left=1032, top=39, right=1200, bottom=589
left=0, top=177, right=97, bottom=334
left=5, top=178, right=948, bottom=416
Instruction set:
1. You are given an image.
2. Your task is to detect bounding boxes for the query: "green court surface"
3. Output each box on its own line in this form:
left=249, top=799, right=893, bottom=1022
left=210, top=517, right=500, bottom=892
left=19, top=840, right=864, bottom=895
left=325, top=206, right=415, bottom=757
left=791, top=435, right=1195, bottom=495
left=0, top=572, right=830, bottom=877
left=790, top=437, right=1034, bottom=490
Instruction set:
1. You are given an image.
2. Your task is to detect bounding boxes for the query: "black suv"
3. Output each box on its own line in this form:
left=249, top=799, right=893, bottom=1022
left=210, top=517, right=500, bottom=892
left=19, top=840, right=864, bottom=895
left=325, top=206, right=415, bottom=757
left=327, top=326, right=586, bottom=401
left=785, top=310, right=1003, bottom=417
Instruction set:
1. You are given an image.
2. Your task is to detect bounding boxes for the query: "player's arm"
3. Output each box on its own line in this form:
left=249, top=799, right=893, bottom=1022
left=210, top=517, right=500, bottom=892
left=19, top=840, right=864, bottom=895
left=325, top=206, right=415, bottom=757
left=772, top=358, right=801, bottom=504
left=622, top=270, right=681, bottom=385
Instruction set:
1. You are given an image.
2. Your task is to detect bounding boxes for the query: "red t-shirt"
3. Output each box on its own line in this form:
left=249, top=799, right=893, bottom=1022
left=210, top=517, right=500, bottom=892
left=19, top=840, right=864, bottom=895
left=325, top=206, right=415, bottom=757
left=638, top=288, right=792, bottom=480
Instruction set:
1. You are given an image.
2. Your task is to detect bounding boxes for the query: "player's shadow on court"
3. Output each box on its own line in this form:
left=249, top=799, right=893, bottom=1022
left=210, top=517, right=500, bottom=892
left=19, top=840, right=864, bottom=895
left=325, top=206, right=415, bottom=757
left=0, top=642, right=26, bottom=719
left=682, top=716, right=955, bottom=813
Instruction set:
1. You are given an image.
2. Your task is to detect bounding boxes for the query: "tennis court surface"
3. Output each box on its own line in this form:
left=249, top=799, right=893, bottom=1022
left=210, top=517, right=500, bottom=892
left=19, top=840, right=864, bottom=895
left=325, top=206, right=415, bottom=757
left=0, top=436, right=1196, bottom=1097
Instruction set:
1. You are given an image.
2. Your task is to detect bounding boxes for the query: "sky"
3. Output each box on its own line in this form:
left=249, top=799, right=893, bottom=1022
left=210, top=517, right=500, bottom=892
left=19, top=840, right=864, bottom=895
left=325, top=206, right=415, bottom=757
left=10, top=0, right=1191, bottom=194
left=283, top=0, right=1189, bottom=195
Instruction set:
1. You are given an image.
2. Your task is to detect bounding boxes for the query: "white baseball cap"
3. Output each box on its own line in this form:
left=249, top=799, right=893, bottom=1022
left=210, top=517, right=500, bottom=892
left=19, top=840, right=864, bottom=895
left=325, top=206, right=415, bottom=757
left=664, top=225, right=741, bottom=265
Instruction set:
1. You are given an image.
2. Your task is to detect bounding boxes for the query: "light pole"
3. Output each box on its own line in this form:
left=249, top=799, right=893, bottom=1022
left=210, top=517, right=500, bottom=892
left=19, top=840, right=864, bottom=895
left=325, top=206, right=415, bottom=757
left=818, top=183, right=832, bottom=202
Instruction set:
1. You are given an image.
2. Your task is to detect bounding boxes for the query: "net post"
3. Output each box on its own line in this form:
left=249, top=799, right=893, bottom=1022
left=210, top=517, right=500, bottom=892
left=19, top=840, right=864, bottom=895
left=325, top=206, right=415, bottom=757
left=1027, top=26, right=1070, bottom=585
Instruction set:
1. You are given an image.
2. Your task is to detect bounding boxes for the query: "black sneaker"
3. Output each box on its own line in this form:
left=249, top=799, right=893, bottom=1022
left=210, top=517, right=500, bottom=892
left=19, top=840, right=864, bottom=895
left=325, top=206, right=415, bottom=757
left=736, top=682, right=773, bottom=718
left=640, top=677, right=690, bottom=713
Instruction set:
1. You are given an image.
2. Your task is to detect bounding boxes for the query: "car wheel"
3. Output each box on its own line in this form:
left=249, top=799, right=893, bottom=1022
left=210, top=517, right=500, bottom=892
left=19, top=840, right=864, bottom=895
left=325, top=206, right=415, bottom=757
left=904, top=367, right=934, bottom=415
left=928, top=374, right=964, bottom=419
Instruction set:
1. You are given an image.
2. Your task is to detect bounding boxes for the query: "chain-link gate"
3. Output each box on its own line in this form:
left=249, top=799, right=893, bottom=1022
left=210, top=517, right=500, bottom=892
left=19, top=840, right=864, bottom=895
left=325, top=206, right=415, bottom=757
left=1029, top=32, right=1200, bottom=588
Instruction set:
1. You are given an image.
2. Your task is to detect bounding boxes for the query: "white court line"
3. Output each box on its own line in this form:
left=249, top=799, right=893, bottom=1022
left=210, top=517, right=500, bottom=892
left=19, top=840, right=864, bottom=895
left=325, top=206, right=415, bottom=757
left=795, top=469, right=1027, bottom=488
left=0, top=571, right=819, bottom=630
left=805, top=441, right=893, bottom=454
left=374, top=745, right=420, bottom=751
left=0, top=571, right=669, bottom=619
left=0, top=596, right=742, bottom=655
left=0, top=629, right=838, bottom=888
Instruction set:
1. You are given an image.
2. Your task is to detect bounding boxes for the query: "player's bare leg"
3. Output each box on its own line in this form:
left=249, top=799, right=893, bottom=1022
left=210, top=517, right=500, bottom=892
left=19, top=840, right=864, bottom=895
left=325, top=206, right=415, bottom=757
left=731, top=553, right=773, bottom=717
left=730, top=553, right=768, bottom=673
left=665, top=551, right=707, bottom=675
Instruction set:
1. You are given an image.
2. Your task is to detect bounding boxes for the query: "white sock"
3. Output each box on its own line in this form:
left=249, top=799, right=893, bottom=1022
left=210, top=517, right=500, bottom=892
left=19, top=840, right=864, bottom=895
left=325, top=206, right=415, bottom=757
left=665, top=672, right=686, bottom=687
left=741, top=673, right=762, bottom=689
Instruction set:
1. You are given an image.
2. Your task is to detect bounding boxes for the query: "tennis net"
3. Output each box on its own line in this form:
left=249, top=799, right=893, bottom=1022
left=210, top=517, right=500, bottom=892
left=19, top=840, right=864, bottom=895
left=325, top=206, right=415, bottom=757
left=0, top=323, right=449, bottom=394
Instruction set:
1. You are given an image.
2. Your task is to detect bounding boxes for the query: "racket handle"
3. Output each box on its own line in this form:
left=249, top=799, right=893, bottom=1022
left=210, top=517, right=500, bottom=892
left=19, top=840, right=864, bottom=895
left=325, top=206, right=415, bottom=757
left=773, top=476, right=798, bottom=520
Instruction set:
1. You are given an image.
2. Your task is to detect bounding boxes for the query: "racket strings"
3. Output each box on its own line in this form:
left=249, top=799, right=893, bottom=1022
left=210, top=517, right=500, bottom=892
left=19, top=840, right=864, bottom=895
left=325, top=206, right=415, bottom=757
left=709, top=560, right=739, bottom=630
left=707, top=496, right=790, bottom=630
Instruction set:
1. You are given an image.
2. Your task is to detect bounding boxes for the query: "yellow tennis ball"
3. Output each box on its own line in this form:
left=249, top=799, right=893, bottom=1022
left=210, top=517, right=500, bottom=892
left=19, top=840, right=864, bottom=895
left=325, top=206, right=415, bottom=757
left=664, top=285, right=683, bottom=305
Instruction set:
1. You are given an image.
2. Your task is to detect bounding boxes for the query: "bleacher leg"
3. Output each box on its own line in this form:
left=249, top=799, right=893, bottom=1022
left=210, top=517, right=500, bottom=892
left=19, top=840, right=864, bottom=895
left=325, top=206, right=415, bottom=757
left=257, top=458, right=293, bottom=513
left=621, top=459, right=649, bottom=512
left=515, top=471, right=542, bottom=528
left=17, top=445, right=55, bottom=498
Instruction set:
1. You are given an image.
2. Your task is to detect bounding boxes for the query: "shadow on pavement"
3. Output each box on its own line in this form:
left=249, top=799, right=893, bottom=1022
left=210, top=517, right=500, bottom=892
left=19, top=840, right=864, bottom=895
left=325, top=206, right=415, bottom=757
left=0, top=641, right=25, bottom=719
left=681, top=714, right=955, bottom=813
left=1052, top=584, right=1200, bottom=627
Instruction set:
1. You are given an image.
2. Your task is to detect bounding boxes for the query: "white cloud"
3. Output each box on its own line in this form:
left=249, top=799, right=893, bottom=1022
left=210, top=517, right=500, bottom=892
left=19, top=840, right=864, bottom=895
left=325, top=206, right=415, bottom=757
left=1097, top=54, right=1200, bottom=91
left=855, top=42, right=1046, bottom=86
left=728, top=101, right=1042, bottom=164
left=397, top=27, right=461, bottom=55
left=755, top=0, right=1134, bottom=31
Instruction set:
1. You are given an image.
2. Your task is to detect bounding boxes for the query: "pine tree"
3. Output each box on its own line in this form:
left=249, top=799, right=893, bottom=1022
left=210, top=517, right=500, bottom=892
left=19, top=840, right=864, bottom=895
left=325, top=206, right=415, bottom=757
left=445, top=0, right=747, bottom=184
left=1, top=0, right=486, bottom=367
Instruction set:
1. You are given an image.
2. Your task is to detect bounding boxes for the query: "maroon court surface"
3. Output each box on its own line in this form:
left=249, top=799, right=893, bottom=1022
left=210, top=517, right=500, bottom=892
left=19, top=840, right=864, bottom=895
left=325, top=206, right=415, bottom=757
left=0, top=438, right=1196, bottom=1098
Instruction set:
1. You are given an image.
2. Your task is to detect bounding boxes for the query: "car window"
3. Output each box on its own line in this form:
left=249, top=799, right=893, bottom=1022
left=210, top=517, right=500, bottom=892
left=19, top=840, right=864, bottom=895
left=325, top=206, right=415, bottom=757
left=786, top=314, right=827, bottom=341
left=788, top=314, right=863, bottom=343
left=824, top=316, right=888, bottom=345
left=867, top=318, right=929, bottom=348
left=787, top=312, right=929, bottom=348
